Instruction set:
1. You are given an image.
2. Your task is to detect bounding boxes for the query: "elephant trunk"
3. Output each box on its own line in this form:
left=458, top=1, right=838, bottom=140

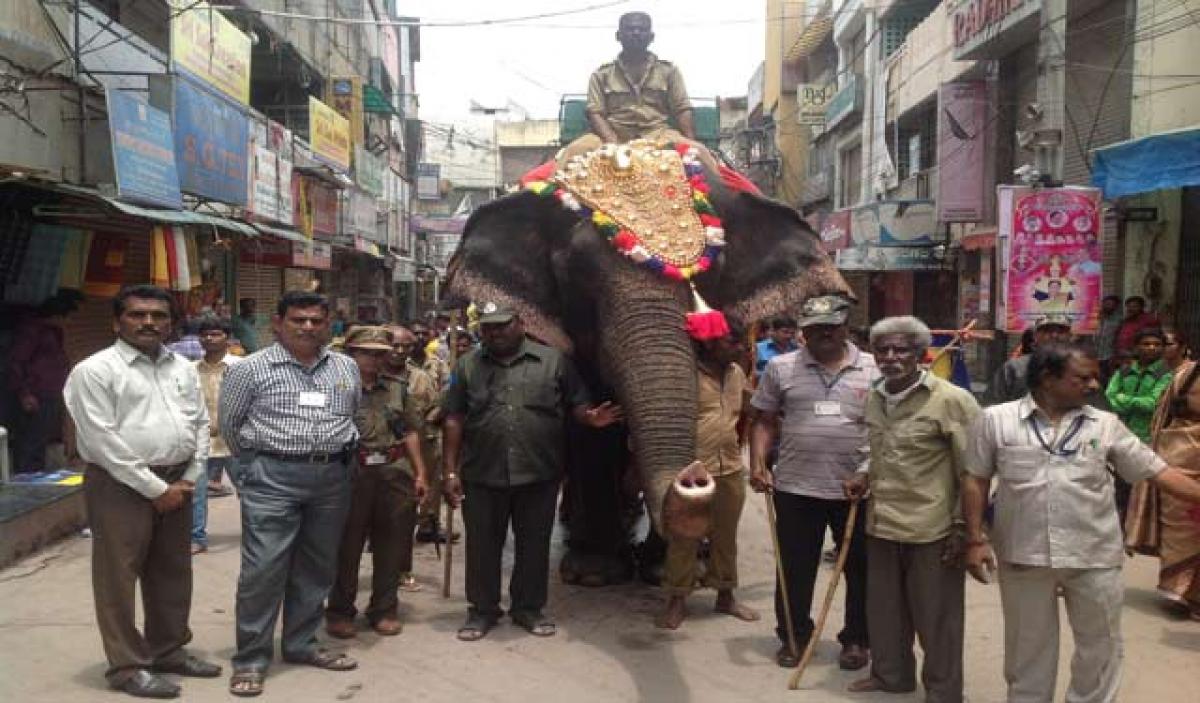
left=595, top=266, right=711, bottom=538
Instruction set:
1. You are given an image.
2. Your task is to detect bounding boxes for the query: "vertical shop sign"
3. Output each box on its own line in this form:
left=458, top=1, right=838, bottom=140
left=309, top=96, right=351, bottom=171
left=1002, top=186, right=1103, bottom=333
left=329, top=77, right=364, bottom=147
left=937, top=81, right=988, bottom=222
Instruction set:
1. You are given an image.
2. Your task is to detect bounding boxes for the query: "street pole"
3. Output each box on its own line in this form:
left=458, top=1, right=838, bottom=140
left=1036, top=0, right=1067, bottom=183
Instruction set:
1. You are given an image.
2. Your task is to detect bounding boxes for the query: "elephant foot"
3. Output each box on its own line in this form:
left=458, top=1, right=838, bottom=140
left=559, top=549, right=633, bottom=587
left=662, top=461, right=715, bottom=540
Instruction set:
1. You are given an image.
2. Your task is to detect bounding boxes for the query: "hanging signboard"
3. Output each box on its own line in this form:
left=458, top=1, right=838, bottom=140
left=416, top=163, right=440, bottom=200
left=1001, top=186, right=1103, bottom=333
left=937, top=81, right=988, bottom=222
left=250, top=145, right=279, bottom=222
left=106, top=89, right=182, bottom=209
left=309, top=96, right=351, bottom=172
left=292, top=240, right=332, bottom=270
left=173, top=76, right=248, bottom=205
left=355, top=146, right=385, bottom=196
left=169, top=0, right=251, bottom=105
left=849, top=200, right=937, bottom=246
left=797, top=83, right=835, bottom=126
left=329, top=76, right=364, bottom=147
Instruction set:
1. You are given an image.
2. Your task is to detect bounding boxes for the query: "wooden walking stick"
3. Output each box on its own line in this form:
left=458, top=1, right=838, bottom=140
left=442, top=498, right=455, bottom=598
left=788, top=498, right=861, bottom=690
left=764, top=491, right=800, bottom=667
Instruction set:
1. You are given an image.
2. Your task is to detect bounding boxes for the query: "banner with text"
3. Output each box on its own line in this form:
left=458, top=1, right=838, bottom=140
left=309, top=96, right=351, bottom=172
left=937, top=81, right=988, bottom=222
left=173, top=76, right=248, bottom=205
left=107, top=89, right=181, bottom=209
left=170, top=1, right=251, bottom=105
left=1002, top=186, right=1102, bottom=333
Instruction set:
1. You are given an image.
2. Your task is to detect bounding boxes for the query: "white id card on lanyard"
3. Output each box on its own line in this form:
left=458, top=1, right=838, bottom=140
left=813, top=401, right=842, bottom=416
left=298, top=391, right=328, bottom=407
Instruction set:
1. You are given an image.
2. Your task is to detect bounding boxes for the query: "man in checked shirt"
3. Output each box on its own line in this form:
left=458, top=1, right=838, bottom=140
left=219, top=290, right=361, bottom=697
left=964, top=342, right=1200, bottom=702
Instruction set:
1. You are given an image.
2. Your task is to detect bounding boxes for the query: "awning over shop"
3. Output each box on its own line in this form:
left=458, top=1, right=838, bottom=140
left=20, top=181, right=258, bottom=236
left=252, top=222, right=309, bottom=244
left=1091, top=126, right=1200, bottom=199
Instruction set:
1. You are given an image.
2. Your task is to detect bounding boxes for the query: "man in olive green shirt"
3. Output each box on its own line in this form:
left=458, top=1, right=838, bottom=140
left=845, top=316, right=980, bottom=703
left=442, top=303, right=621, bottom=641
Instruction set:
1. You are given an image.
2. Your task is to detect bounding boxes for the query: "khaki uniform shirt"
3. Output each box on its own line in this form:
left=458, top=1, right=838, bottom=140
left=442, top=338, right=590, bottom=487
left=395, top=361, right=439, bottom=441
left=586, top=52, right=692, bottom=142
left=357, top=376, right=422, bottom=473
left=864, top=373, right=981, bottom=543
left=967, top=396, right=1164, bottom=568
left=696, top=363, right=747, bottom=477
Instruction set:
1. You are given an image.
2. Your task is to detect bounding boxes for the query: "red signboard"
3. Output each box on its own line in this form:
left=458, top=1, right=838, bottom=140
left=292, top=174, right=339, bottom=238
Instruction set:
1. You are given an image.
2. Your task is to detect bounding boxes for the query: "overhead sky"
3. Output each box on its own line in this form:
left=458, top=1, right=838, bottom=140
left=404, top=0, right=770, bottom=124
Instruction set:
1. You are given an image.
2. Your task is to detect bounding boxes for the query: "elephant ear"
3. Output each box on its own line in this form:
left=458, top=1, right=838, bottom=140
left=706, top=191, right=853, bottom=326
left=446, top=190, right=576, bottom=351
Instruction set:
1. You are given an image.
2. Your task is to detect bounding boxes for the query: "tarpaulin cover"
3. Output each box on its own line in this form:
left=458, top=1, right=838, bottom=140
left=1091, top=127, right=1200, bottom=199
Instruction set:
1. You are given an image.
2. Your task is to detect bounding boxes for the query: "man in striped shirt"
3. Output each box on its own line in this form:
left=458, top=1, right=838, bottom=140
left=750, top=295, right=877, bottom=670
left=219, top=291, right=362, bottom=697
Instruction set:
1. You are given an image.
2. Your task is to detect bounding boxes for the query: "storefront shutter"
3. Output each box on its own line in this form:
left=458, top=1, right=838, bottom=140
left=62, top=228, right=153, bottom=364
left=234, top=260, right=282, bottom=347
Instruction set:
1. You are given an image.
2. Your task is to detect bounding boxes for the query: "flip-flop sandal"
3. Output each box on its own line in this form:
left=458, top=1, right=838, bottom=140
left=513, top=615, right=556, bottom=637
left=229, top=671, right=264, bottom=697
left=284, top=649, right=357, bottom=671
left=456, top=616, right=495, bottom=641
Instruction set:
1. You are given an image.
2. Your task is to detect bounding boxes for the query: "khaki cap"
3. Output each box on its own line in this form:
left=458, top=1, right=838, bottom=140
left=344, top=325, right=394, bottom=351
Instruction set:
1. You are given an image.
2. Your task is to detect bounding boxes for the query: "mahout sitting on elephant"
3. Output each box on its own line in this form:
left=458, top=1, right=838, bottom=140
left=446, top=139, right=851, bottom=585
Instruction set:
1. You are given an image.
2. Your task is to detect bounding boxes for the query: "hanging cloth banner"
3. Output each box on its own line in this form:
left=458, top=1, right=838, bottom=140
left=84, top=235, right=129, bottom=298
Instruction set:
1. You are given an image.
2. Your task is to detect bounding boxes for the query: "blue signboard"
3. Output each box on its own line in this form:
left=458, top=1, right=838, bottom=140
left=173, top=76, right=249, bottom=205
left=107, top=89, right=182, bottom=209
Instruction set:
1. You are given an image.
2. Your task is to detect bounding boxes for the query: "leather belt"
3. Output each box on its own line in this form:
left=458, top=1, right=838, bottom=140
left=255, top=449, right=351, bottom=464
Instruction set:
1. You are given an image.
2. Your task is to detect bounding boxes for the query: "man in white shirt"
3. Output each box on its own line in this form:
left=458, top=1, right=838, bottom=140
left=964, top=342, right=1200, bottom=702
left=63, top=285, right=220, bottom=699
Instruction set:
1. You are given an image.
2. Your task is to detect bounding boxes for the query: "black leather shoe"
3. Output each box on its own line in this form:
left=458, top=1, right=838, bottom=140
left=115, top=670, right=181, bottom=699
left=153, top=655, right=223, bottom=678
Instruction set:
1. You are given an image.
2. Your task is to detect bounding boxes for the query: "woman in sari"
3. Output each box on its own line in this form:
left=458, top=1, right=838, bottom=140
left=1125, top=348, right=1200, bottom=619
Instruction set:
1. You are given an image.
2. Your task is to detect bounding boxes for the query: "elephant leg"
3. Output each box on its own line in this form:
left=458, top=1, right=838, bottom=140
left=559, top=422, right=634, bottom=587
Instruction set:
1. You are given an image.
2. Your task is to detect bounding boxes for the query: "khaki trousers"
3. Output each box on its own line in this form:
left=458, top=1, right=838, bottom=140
left=662, top=471, right=745, bottom=595
left=85, top=464, right=193, bottom=685
left=999, top=564, right=1124, bottom=703
left=866, top=535, right=965, bottom=703
left=416, top=433, right=442, bottom=529
left=327, top=465, right=418, bottom=623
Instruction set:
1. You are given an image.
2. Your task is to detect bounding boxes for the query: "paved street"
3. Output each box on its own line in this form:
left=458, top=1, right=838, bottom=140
left=1, top=491, right=1196, bottom=703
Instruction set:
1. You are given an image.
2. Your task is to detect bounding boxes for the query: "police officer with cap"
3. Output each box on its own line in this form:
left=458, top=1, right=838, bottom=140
left=326, top=326, right=429, bottom=638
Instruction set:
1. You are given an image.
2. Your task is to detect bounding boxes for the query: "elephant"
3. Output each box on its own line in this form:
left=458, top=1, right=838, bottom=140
left=445, top=148, right=851, bottom=585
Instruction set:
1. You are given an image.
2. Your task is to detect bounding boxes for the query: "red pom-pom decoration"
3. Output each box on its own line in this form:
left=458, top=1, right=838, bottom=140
left=662, top=264, right=683, bottom=280
left=612, top=231, right=637, bottom=250
left=699, top=214, right=722, bottom=228
left=686, top=309, right=730, bottom=341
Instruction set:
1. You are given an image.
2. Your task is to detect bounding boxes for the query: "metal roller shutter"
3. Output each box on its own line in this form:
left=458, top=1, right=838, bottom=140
left=1176, top=188, right=1200, bottom=345
left=235, top=260, right=282, bottom=347
left=1062, top=0, right=1132, bottom=188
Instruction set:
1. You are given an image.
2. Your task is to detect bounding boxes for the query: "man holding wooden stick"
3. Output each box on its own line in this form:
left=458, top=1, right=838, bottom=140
left=749, top=295, right=876, bottom=670
left=844, top=316, right=979, bottom=702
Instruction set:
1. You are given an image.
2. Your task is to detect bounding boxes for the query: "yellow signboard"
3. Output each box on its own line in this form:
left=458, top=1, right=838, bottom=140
left=328, top=77, right=364, bottom=148
left=170, top=1, right=251, bottom=105
left=309, top=96, right=351, bottom=172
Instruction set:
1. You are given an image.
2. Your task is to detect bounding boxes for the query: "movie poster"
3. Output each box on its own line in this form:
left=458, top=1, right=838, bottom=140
left=1002, top=186, right=1103, bottom=333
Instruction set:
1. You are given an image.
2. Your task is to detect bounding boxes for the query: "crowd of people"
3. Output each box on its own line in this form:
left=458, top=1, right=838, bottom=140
left=42, top=282, right=1200, bottom=701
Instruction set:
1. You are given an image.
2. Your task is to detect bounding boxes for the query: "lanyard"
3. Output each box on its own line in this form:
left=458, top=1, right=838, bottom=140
left=1028, top=414, right=1086, bottom=457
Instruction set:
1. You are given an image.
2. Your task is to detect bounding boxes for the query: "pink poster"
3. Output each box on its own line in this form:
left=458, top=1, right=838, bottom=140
left=1004, top=187, right=1102, bottom=333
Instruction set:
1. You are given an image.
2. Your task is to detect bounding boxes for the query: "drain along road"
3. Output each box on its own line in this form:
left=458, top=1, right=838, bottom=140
left=0, top=493, right=1196, bottom=702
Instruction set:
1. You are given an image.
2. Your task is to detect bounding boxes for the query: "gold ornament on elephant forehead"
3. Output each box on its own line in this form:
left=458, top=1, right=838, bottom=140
left=556, top=141, right=708, bottom=268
